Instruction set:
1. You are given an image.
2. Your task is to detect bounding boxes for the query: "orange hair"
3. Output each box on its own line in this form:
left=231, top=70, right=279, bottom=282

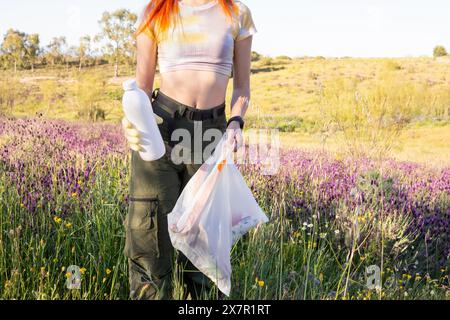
left=135, top=0, right=239, bottom=41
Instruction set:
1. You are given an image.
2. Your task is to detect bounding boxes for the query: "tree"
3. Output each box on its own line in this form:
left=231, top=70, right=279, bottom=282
left=251, top=51, right=262, bottom=62
left=0, top=54, right=8, bottom=70
left=47, top=36, right=67, bottom=66
left=1, top=29, right=26, bottom=72
left=97, top=9, right=137, bottom=77
left=433, top=45, right=447, bottom=58
left=78, top=35, right=91, bottom=71
left=66, top=45, right=78, bottom=70
left=25, top=34, right=40, bottom=72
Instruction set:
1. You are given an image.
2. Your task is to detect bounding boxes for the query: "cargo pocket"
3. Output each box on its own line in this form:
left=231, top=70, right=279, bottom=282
left=128, top=197, right=159, bottom=230
left=124, top=197, right=161, bottom=259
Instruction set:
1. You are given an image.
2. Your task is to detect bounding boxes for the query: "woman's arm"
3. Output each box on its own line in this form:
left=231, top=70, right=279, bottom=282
left=136, top=32, right=158, bottom=96
left=122, top=32, right=157, bottom=152
left=227, top=36, right=253, bottom=151
left=230, top=36, right=253, bottom=119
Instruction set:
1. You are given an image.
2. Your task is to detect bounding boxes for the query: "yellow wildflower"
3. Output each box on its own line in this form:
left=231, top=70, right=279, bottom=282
left=255, top=277, right=265, bottom=287
left=106, top=268, right=112, bottom=275
left=65, top=272, right=72, bottom=278
left=65, top=222, right=73, bottom=229
left=80, top=267, right=87, bottom=274
left=71, top=192, right=77, bottom=198
left=53, top=216, right=62, bottom=224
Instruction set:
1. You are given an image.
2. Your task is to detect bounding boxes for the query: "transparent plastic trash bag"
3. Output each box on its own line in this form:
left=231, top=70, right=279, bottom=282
left=167, top=135, right=269, bottom=296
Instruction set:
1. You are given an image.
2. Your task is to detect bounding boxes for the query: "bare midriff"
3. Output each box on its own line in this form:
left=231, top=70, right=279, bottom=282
left=159, top=70, right=229, bottom=109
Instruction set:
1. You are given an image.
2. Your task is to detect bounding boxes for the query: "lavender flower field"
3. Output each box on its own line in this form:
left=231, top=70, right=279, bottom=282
left=0, top=116, right=449, bottom=300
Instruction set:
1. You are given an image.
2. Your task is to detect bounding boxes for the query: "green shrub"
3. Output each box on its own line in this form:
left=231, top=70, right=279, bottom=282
left=0, top=77, right=21, bottom=115
left=77, top=107, right=106, bottom=121
left=317, top=76, right=418, bottom=159
left=39, top=80, right=66, bottom=114
left=259, top=57, right=274, bottom=67
left=251, top=51, right=262, bottom=62
left=275, top=55, right=292, bottom=61
left=384, top=60, right=402, bottom=71
left=76, top=74, right=107, bottom=122
left=245, top=115, right=306, bottom=132
left=433, top=45, right=447, bottom=58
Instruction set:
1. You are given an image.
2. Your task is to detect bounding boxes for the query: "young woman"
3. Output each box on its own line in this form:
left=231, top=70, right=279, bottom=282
left=122, top=0, right=257, bottom=300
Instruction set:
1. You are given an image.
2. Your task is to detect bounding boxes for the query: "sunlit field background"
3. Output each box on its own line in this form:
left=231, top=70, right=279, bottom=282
left=0, top=9, right=449, bottom=300
left=3, top=55, right=449, bottom=165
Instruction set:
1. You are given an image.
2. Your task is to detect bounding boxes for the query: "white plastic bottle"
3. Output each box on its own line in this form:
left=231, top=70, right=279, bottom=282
left=122, top=79, right=165, bottom=161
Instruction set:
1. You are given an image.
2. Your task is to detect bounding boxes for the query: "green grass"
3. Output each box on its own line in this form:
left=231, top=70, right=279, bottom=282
left=1, top=57, right=449, bottom=299
left=1, top=153, right=448, bottom=300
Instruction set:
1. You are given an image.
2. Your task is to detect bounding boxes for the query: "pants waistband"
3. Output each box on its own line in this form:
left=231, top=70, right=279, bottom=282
left=151, top=88, right=226, bottom=121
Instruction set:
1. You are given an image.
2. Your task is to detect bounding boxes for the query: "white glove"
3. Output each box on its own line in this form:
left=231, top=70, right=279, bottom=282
left=121, top=114, right=164, bottom=152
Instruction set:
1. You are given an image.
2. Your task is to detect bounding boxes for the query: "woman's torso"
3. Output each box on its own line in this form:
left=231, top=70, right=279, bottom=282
left=153, top=0, right=240, bottom=109
left=159, top=70, right=229, bottom=110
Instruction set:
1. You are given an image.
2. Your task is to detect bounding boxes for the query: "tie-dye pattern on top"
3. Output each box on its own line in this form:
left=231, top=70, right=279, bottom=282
left=136, top=0, right=257, bottom=77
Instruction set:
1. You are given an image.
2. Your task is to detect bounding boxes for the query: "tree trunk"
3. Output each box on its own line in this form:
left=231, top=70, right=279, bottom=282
left=114, top=44, right=119, bottom=78
left=114, top=60, right=119, bottom=78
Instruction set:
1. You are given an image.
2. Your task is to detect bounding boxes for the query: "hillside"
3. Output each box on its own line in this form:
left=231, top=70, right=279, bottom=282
left=1, top=56, right=449, bottom=165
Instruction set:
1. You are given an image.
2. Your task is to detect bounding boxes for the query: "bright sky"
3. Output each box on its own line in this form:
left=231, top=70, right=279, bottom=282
left=0, top=0, right=449, bottom=58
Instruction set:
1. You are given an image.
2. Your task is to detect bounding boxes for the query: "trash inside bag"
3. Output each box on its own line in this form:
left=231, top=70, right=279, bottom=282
left=167, top=135, right=269, bottom=296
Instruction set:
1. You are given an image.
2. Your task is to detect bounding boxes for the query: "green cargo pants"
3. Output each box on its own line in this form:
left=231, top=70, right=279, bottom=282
left=124, top=89, right=227, bottom=300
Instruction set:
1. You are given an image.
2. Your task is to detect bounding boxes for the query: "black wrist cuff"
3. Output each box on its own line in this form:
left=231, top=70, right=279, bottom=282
left=227, top=116, right=245, bottom=129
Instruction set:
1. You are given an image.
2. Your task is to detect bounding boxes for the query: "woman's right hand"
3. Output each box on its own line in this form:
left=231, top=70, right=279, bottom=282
left=121, top=114, right=164, bottom=151
left=122, top=117, right=142, bottom=152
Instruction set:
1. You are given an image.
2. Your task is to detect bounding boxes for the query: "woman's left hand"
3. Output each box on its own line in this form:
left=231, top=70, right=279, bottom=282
left=226, top=120, right=244, bottom=152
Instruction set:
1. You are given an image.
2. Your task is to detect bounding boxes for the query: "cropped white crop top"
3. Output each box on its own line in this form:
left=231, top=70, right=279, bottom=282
left=136, top=0, right=257, bottom=77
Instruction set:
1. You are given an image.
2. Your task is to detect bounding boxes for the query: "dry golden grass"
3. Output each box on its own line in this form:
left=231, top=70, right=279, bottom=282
left=279, top=125, right=449, bottom=167
left=245, top=56, right=449, bottom=118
